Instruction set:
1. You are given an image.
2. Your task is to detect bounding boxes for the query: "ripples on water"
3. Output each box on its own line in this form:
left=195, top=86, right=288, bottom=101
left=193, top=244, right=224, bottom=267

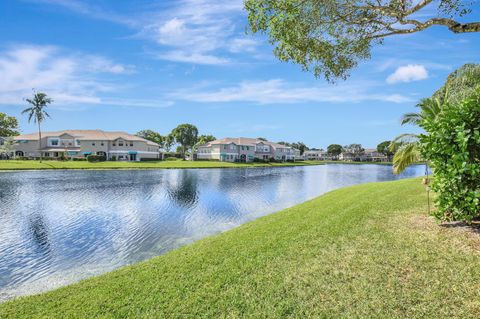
left=0, top=164, right=426, bottom=301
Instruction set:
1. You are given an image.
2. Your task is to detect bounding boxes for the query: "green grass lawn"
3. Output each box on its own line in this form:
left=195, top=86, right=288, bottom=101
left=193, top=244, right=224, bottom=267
left=2, top=178, right=480, bottom=318
left=0, top=160, right=324, bottom=170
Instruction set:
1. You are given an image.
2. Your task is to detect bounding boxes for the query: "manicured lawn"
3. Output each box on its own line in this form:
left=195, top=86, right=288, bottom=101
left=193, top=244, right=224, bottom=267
left=0, top=160, right=324, bottom=170
left=2, top=178, right=480, bottom=318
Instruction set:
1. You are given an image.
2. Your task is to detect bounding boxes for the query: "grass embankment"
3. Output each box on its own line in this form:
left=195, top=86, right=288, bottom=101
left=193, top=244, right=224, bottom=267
left=2, top=178, right=480, bottom=318
left=0, top=160, right=323, bottom=171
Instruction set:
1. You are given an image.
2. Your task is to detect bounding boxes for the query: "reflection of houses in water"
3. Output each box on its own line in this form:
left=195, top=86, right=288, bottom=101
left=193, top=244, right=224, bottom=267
left=165, top=170, right=199, bottom=208
left=28, top=213, right=51, bottom=253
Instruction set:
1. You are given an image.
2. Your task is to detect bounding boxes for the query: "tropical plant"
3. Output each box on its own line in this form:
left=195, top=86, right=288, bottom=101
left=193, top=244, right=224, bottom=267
left=391, top=97, right=445, bottom=174
left=0, top=112, right=20, bottom=137
left=171, top=124, right=199, bottom=160
left=245, top=0, right=479, bottom=81
left=22, top=91, right=52, bottom=162
left=391, top=63, right=480, bottom=174
left=420, top=90, right=480, bottom=222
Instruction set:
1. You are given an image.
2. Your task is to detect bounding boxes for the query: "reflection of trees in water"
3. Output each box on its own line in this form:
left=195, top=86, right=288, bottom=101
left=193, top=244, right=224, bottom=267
left=166, top=170, right=199, bottom=208
left=28, top=213, right=51, bottom=253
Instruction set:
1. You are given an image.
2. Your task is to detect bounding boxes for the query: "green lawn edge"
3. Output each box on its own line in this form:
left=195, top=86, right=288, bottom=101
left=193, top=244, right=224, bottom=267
left=2, top=177, right=479, bottom=318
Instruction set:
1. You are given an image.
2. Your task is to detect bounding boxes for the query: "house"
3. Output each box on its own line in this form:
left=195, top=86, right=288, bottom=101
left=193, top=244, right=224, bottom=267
left=196, top=137, right=297, bottom=162
left=303, top=150, right=331, bottom=161
left=339, top=152, right=356, bottom=161
left=362, top=148, right=389, bottom=162
left=12, top=130, right=160, bottom=161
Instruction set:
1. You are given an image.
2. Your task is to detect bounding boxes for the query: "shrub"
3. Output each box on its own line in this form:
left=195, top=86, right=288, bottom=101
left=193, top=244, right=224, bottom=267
left=110, top=155, right=117, bottom=161
left=87, top=155, right=106, bottom=162
left=420, top=89, right=480, bottom=222
left=165, top=157, right=180, bottom=161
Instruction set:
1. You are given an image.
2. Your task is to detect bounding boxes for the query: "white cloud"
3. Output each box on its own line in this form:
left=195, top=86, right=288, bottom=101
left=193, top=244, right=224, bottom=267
left=228, top=38, right=258, bottom=53
left=143, top=0, right=245, bottom=65
left=170, top=79, right=413, bottom=104
left=0, top=45, right=161, bottom=108
left=386, top=64, right=428, bottom=84
left=156, top=51, right=230, bottom=65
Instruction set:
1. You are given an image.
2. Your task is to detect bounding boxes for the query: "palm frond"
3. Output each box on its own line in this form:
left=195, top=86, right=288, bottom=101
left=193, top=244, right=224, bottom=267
left=392, top=143, right=421, bottom=174
left=400, top=112, right=422, bottom=126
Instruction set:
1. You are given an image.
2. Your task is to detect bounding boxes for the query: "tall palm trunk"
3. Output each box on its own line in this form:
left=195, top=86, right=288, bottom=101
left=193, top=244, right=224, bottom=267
left=38, top=122, right=42, bottom=163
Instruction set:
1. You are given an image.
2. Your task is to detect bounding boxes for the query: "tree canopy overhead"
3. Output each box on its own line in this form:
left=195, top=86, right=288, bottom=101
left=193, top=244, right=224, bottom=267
left=245, top=0, right=479, bottom=81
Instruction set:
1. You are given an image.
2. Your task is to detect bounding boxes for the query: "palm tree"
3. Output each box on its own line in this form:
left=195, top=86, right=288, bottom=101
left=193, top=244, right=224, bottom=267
left=22, top=91, right=52, bottom=162
left=391, top=98, right=444, bottom=174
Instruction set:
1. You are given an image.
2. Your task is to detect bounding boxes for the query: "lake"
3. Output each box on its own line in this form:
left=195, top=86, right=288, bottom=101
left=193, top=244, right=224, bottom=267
left=0, top=164, right=427, bottom=301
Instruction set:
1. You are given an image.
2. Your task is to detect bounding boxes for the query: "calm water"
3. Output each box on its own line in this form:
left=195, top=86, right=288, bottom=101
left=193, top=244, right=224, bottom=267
left=0, top=164, right=426, bottom=301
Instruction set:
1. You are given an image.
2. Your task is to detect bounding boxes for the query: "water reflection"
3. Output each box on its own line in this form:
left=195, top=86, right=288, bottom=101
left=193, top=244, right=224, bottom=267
left=0, top=164, right=425, bottom=301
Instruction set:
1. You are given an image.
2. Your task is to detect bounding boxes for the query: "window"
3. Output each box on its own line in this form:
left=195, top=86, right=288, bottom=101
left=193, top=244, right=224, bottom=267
left=50, top=139, right=59, bottom=146
left=92, top=143, right=96, bottom=146
left=76, top=140, right=81, bottom=146
left=113, top=142, right=116, bottom=146
left=119, top=141, right=124, bottom=146
left=130, top=142, right=133, bottom=146
left=101, top=142, right=104, bottom=146
left=223, top=145, right=227, bottom=150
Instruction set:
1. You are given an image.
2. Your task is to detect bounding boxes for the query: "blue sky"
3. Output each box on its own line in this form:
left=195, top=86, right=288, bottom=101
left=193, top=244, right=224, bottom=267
left=1, top=0, right=479, bottom=149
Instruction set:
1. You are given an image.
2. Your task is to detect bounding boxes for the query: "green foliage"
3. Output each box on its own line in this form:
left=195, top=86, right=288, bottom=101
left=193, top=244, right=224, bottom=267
left=86, top=155, right=106, bottom=163
left=420, top=90, right=480, bottom=222
left=0, top=113, right=20, bottom=137
left=171, top=124, right=199, bottom=159
left=343, top=144, right=364, bottom=157
left=197, top=134, right=216, bottom=145
left=433, top=63, right=480, bottom=105
left=245, top=0, right=479, bottom=81
left=377, top=141, right=393, bottom=157
left=327, top=144, right=343, bottom=157
left=136, top=130, right=163, bottom=147
left=22, top=91, right=52, bottom=124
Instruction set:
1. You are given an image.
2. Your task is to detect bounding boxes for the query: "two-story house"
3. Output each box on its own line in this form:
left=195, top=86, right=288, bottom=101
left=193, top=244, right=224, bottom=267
left=12, top=130, right=160, bottom=161
left=196, top=138, right=297, bottom=162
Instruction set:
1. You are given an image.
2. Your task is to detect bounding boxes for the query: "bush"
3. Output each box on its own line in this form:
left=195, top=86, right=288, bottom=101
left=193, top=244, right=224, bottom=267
left=110, top=155, right=117, bottom=161
left=140, top=158, right=161, bottom=162
left=72, top=158, right=87, bottom=161
left=165, top=157, right=180, bottom=161
left=87, top=155, right=106, bottom=162
left=420, top=90, right=480, bottom=222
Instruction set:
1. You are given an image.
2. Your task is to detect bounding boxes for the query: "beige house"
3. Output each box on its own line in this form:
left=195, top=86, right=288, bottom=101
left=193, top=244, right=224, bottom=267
left=12, top=130, right=160, bottom=161
left=196, top=138, right=297, bottom=162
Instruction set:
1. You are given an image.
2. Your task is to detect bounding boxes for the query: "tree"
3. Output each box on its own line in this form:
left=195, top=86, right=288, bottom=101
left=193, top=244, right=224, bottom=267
left=163, top=134, right=175, bottom=153
left=433, top=63, right=480, bottom=105
left=327, top=144, right=343, bottom=158
left=0, top=137, right=14, bottom=159
left=377, top=141, right=394, bottom=159
left=0, top=112, right=20, bottom=137
left=197, top=134, right=216, bottom=146
left=136, top=130, right=164, bottom=147
left=22, top=91, right=52, bottom=162
left=171, top=124, right=199, bottom=160
left=344, top=144, right=365, bottom=159
left=291, top=142, right=309, bottom=155
left=245, top=0, right=479, bottom=81
left=257, top=137, right=268, bottom=141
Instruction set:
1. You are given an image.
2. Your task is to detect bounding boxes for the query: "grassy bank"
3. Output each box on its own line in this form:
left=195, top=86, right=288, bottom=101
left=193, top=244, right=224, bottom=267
left=0, top=160, right=324, bottom=171
left=2, top=178, right=480, bottom=318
